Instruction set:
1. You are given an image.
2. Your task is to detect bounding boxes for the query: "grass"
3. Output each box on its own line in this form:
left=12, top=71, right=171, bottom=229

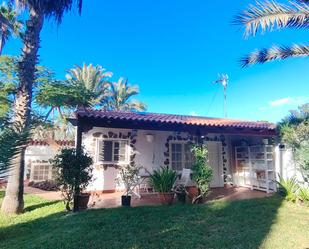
left=0, top=192, right=309, bottom=249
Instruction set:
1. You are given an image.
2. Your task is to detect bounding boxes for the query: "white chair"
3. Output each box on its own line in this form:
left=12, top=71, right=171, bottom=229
left=175, top=168, right=192, bottom=187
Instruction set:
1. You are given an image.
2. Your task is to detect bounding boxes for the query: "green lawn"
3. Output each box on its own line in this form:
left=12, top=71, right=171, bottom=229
left=0, top=192, right=308, bottom=249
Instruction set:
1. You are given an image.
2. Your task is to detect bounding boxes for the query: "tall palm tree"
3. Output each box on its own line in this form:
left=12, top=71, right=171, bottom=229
left=105, top=77, right=147, bottom=112
left=1, top=0, right=83, bottom=214
left=0, top=3, right=23, bottom=55
left=234, top=0, right=309, bottom=67
left=66, top=63, right=112, bottom=107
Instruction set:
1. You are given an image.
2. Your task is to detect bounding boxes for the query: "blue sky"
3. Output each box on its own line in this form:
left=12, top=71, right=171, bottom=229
left=4, top=0, right=309, bottom=123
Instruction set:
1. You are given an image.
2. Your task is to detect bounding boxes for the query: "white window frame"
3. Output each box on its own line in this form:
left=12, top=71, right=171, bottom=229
left=169, top=141, right=193, bottom=171
left=30, top=162, right=54, bottom=182
left=95, top=138, right=130, bottom=165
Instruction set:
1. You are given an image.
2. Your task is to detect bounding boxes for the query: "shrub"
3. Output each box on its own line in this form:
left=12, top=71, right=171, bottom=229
left=51, top=148, right=93, bottom=211
left=298, top=186, right=309, bottom=205
left=191, top=144, right=213, bottom=203
left=28, top=180, right=60, bottom=191
left=277, top=175, right=299, bottom=202
left=116, top=164, right=142, bottom=197
left=149, top=166, right=177, bottom=193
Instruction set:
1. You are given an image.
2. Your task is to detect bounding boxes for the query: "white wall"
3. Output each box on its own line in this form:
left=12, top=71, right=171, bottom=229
left=82, top=127, right=231, bottom=192
left=275, top=146, right=308, bottom=186
left=24, top=145, right=59, bottom=180
left=83, top=127, right=181, bottom=192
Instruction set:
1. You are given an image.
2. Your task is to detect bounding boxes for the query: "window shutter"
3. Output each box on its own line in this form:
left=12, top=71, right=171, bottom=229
left=99, top=140, right=113, bottom=162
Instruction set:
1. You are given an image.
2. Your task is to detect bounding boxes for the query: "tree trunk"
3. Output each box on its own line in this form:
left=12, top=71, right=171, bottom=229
left=0, top=33, right=4, bottom=55
left=1, top=8, right=44, bottom=214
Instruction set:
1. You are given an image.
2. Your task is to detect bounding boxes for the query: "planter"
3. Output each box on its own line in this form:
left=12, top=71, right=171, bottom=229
left=158, top=192, right=174, bottom=205
left=78, top=193, right=90, bottom=210
left=176, top=193, right=186, bottom=204
left=186, top=186, right=199, bottom=200
left=121, top=195, right=131, bottom=207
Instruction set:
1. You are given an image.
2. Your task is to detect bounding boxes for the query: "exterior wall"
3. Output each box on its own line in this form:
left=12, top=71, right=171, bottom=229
left=23, top=130, right=308, bottom=191
left=275, top=146, right=308, bottom=186
left=25, top=146, right=59, bottom=181
left=82, top=127, right=231, bottom=192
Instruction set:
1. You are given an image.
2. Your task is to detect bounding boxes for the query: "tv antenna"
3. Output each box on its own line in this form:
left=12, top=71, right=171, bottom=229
left=213, top=74, right=229, bottom=118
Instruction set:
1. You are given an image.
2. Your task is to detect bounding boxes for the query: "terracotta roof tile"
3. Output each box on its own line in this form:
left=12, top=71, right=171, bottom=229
left=28, top=140, right=75, bottom=147
left=74, top=109, right=276, bottom=131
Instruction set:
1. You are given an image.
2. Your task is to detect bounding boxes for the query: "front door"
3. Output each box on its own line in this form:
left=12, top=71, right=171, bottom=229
left=206, top=141, right=224, bottom=188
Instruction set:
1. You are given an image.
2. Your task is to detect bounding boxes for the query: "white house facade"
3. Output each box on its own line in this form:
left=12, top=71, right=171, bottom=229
left=69, top=109, right=290, bottom=194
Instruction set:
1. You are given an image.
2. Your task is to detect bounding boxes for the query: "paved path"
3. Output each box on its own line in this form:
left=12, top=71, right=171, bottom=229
left=24, top=186, right=62, bottom=201
left=24, top=185, right=273, bottom=208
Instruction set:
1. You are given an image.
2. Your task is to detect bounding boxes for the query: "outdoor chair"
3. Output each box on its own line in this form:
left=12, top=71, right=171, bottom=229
left=175, top=168, right=192, bottom=187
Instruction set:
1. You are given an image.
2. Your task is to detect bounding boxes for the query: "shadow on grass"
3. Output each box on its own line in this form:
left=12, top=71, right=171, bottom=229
left=24, top=200, right=60, bottom=213
left=0, top=196, right=283, bottom=249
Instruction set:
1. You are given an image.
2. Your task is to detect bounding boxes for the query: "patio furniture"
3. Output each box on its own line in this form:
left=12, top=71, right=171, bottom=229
left=175, top=168, right=192, bottom=187
left=139, top=175, right=159, bottom=194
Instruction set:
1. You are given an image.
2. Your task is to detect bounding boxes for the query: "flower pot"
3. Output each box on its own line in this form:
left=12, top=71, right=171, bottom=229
left=186, top=186, right=199, bottom=200
left=78, top=193, right=90, bottom=210
left=158, top=192, right=174, bottom=205
left=121, top=195, right=131, bottom=207
left=176, top=193, right=186, bottom=204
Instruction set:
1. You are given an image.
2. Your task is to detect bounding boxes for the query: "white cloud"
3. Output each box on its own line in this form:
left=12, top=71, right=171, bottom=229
left=258, top=96, right=309, bottom=113
left=269, top=97, right=293, bottom=107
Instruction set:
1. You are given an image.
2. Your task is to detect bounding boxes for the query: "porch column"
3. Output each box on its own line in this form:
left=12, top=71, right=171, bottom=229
left=73, top=120, right=83, bottom=212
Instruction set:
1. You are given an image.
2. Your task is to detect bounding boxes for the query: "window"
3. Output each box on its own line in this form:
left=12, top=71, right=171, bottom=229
left=97, top=139, right=129, bottom=164
left=32, top=164, right=52, bottom=181
left=170, top=142, right=194, bottom=171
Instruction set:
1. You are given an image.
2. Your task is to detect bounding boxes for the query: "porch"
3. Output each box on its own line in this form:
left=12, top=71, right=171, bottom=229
left=89, top=185, right=272, bottom=209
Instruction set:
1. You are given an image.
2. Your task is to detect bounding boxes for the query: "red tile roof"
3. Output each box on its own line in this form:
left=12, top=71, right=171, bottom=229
left=74, top=109, right=276, bottom=131
left=28, top=140, right=75, bottom=147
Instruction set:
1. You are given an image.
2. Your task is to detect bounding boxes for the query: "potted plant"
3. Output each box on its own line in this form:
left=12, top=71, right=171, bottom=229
left=186, top=184, right=199, bottom=200
left=191, top=144, right=213, bottom=204
left=117, top=164, right=142, bottom=207
left=173, top=184, right=187, bottom=204
left=149, top=166, right=178, bottom=205
left=51, top=148, right=93, bottom=211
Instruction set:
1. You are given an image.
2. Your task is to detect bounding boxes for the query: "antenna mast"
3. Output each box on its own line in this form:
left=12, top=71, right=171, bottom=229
left=213, top=74, right=229, bottom=118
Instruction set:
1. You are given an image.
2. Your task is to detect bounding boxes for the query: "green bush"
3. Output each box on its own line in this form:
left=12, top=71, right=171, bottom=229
left=191, top=144, right=213, bottom=203
left=51, top=148, right=93, bottom=211
left=149, top=166, right=177, bottom=193
left=298, top=186, right=309, bottom=205
left=277, top=175, right=299, bottom=202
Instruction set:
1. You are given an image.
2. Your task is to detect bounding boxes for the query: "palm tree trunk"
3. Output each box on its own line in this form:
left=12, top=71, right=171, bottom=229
left=0, top=33, right=4, bottom=56
left=1, top=8, right=44, bottom=214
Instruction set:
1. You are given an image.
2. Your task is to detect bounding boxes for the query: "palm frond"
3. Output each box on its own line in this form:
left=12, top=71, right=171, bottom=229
left=241, top=44, right=309, bottom=67
left=66, top=63, right=112, bottom=107
left=13, top=0, right=83, bottom=24
left=234, top=1, right=309, bottom=38
left=104, top=77, right=146, bottom=112
left=0, top=121, right=30, bottom=178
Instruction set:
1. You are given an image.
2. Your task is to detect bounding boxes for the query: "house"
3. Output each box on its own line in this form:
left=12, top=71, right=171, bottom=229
left=25, top=140, right=75, bottom=182
left=68, top=109, right=292, bottom=194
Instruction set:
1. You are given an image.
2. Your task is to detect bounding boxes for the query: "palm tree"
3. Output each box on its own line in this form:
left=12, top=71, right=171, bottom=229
left=66, top=63, right=112, bottom=107
left=105, top=77, right=147, bottom=112
left=1, top=0, right=83, bottom=214
left=0, top=3, right=23, bottom=55
left=234, top=1, right=309, bottom=67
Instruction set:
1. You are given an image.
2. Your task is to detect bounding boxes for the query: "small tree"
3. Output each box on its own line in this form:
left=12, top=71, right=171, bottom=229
left=279, top=104, right=309, bottom=183
left=51, top=148, right=93, bottom=211
left=191, top=144, right=213, bottom=203
left=117, top=164, right=142, bottom=197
